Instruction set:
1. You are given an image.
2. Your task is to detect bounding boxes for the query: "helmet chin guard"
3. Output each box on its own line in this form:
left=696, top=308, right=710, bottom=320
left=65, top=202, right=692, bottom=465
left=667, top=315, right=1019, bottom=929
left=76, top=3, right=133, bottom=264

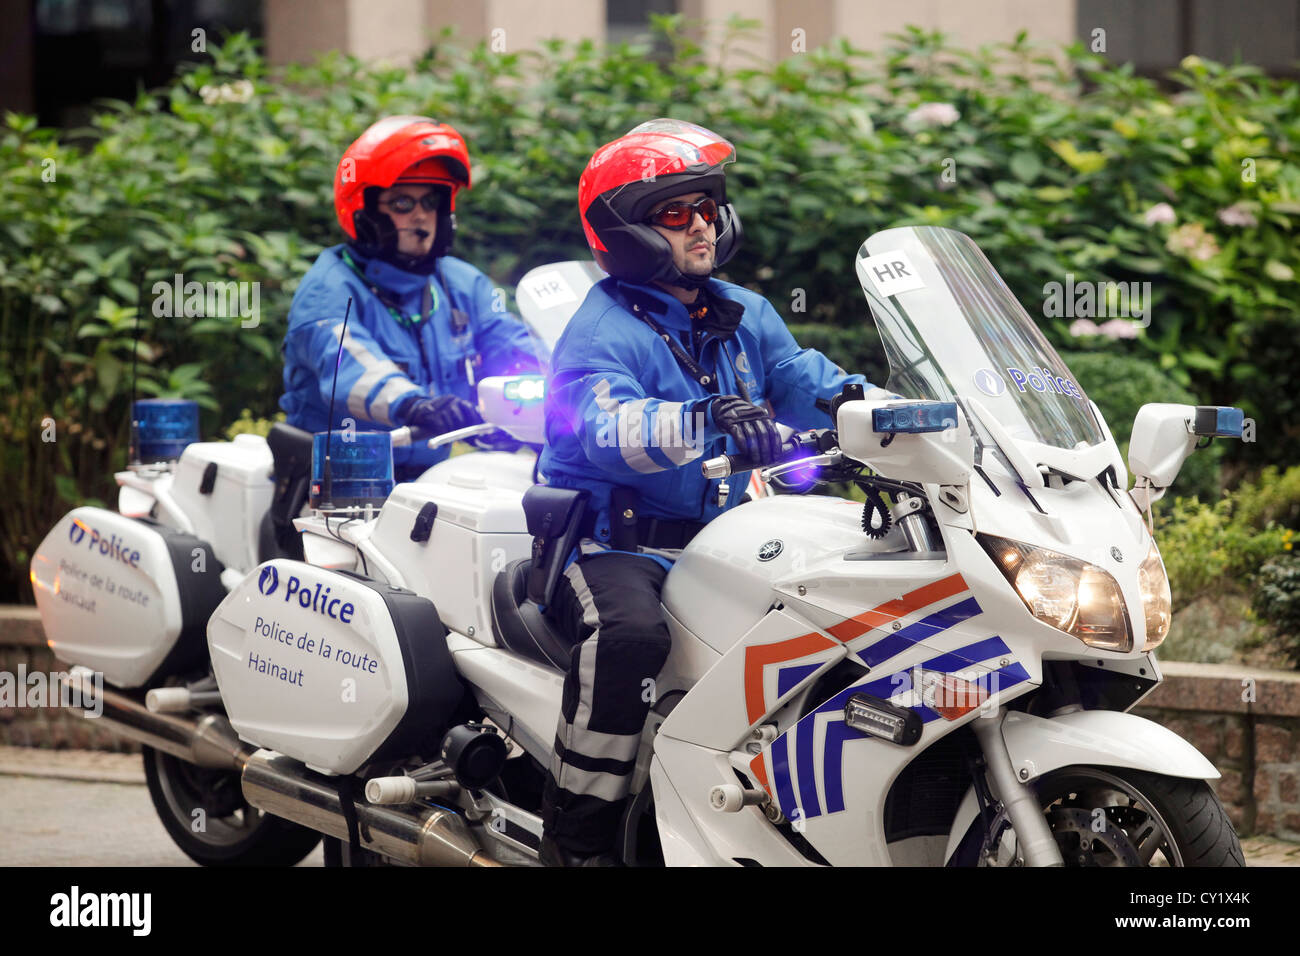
left=579, top=120, right=745, bottom=287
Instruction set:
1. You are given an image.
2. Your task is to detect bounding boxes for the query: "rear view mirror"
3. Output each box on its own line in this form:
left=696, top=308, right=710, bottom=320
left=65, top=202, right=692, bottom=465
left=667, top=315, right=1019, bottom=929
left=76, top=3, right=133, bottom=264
left=1128, top=403, right=1244, bottom=510
left=477, top=375, right=546, bottom=445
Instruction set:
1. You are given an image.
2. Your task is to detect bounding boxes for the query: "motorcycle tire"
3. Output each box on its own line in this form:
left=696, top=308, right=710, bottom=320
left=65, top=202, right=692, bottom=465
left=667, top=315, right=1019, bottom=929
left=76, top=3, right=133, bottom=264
left=142, top=745, right=322, bottom=867
left=1034, top=765, right=1245, bottom=867
left=951, top=764, right=1245, bottom=867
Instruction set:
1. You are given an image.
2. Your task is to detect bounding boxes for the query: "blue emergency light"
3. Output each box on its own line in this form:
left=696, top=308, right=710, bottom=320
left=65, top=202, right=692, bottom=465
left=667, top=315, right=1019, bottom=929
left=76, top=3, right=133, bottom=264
left=310, top=431, right=394, bottom=510
left=871, top=401, right=959, bottom=434
left=1192, top=406, right=1245, bottom=438
left=132, top=399, right=199, bottom=463
left=503, top=376, right=546, bottom=405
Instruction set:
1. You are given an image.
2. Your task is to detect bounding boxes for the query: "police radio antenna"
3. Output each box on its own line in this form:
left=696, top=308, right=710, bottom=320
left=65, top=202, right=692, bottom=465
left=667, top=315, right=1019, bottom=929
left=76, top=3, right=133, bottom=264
left=128, top=270, right=147, bottom=464
left=320, top=296, right=354, bottom=511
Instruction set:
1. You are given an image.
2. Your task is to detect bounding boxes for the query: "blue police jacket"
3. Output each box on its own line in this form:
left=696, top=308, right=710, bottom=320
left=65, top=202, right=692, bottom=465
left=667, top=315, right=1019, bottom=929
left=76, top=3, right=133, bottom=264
left=280, top=245, right=542, bottom=471
left=540, top=277, right=871, bottom=541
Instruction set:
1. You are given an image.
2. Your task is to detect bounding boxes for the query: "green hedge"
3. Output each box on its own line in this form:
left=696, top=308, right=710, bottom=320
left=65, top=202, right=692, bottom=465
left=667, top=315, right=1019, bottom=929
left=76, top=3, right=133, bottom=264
left=1156, top=465, right=1300, bottom=667
left=2, top=21, right=1298, bottom=600
left=1062, top=350, right=1223, bottom=502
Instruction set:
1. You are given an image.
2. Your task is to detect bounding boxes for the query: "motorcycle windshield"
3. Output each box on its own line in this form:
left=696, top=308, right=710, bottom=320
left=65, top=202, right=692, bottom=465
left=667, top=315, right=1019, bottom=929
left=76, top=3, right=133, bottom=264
left=856, top=226, right=1104, bottom=452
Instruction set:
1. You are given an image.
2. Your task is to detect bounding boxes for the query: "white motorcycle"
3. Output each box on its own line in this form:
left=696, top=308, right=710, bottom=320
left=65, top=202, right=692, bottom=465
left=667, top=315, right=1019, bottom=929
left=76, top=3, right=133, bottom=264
left=28, top=262, right=596, bottom=865
left=35, top=228, right=1244, bottom=866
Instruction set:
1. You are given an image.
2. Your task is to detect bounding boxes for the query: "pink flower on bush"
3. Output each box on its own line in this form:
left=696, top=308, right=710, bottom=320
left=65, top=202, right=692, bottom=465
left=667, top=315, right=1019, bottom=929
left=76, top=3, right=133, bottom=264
left=1098, top=318, right=1140, bottom=339
left=1142, top=203, right=1176, bottom=226
left=903, top=102, right=961, bottom=130
left=1216, top=202, right=1258, bottom=228
left=1166, top=222, right=1220, bottom=261
left=1069, top=319, right=1100, bottom=337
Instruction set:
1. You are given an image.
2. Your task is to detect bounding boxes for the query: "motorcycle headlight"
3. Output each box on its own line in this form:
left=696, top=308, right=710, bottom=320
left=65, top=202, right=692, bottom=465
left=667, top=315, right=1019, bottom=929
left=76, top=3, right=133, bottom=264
left=1138, top=540, right=1172, bottom=650
left=978, top=535, right=1132, bottom=652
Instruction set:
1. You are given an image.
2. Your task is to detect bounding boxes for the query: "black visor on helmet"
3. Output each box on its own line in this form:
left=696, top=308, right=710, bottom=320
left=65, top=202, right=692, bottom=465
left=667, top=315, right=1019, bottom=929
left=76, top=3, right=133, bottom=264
left=586, top=172, right=743, bottom=286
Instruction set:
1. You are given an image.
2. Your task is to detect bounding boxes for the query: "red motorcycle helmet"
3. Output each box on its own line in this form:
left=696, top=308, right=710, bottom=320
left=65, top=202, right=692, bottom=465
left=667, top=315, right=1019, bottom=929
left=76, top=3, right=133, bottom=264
left=579, top=119, right=744, bottom=287
left=334, top=116, right=471, bottom=264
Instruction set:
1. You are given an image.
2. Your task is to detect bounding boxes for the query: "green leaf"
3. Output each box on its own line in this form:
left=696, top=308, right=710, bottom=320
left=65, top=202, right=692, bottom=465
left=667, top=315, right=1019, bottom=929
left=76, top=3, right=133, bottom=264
left=1121, top=257, right=1165, bottom=274
left=1009, top=151, right=1042, bottom=183
left=54, top=475, right=82, bottom=505
left=241, top=335, right=276, bottom=360
left=93, top=351, right=122, bottom=397
left=109, top=277, right=139, bottom=302
left=1180, top=351, right=1222, bottom=372
left=1033, top=186, right=1074, bottom=203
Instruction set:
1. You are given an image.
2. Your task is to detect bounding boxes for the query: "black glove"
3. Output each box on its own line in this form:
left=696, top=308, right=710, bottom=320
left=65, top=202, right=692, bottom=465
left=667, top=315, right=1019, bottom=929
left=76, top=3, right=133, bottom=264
left=405, top=394, right=483, bottom=436
left=709, top=394, right=782, bottom=466
left=467, top=429, right=522, bottom=453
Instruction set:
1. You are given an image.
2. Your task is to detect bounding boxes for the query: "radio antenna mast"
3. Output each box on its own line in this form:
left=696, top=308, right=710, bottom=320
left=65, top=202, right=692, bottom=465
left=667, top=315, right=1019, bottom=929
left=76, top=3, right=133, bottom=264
left=319, top=296, right=354, bottom=511
left=129, top=270, right=147, bottom=463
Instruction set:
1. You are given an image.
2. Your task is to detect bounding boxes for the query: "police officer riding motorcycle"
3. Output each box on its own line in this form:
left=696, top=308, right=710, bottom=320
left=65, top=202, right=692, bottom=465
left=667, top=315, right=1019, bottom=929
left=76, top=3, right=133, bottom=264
left=534, top=119, right=891, bottom=865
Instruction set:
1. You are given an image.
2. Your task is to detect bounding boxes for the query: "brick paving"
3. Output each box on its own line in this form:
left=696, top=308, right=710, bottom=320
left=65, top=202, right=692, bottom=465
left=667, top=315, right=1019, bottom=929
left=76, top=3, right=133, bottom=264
left=0, top=746, right=1293, bottom=867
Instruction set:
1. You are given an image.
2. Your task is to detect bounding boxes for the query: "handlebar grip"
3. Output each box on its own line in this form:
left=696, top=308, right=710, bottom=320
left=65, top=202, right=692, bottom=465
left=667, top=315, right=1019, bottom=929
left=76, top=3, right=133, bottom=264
left=390, top=424, right=443, bottom=448
left=700, top=440, right=795, bottom=479
left=701, top=455, right=737, bottom=479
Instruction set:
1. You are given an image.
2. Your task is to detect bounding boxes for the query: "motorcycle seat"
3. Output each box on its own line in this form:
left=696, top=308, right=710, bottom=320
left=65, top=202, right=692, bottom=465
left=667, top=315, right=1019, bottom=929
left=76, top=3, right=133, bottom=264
left=258, top=422, right=315, bottom=563
left=491, top=559, right=574, bottom=672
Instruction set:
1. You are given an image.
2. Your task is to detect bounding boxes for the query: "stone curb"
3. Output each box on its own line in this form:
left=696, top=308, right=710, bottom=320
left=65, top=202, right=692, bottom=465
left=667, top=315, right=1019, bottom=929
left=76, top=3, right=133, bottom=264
left=1148, top=661, right=1300, bottom=716
left=1, top=608, right=46, bottom=647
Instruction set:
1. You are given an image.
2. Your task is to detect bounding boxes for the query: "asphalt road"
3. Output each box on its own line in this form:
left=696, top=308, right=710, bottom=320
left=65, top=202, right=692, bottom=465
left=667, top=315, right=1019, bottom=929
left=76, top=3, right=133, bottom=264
left=0, top=746, right=1296, bottom=867
left=0, top=746, right=324, bottom=867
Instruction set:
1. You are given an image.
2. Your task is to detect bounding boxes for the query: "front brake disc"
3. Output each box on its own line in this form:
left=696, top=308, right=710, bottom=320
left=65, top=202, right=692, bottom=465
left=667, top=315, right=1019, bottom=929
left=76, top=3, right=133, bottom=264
left=1047, top=806, right=1142, bottom=866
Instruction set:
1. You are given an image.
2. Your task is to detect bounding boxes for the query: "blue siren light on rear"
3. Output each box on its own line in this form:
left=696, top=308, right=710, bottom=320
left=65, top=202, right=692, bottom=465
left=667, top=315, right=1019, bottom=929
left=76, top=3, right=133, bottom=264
left=310, top=431, right=394, bottom=509
left=132, top=399, right=199, bottom=463
left=1193, top=406, right=1245, bottom=439
left=503, top=375, right=546, bottom=405
left=871, top=401, right=959, bottom=434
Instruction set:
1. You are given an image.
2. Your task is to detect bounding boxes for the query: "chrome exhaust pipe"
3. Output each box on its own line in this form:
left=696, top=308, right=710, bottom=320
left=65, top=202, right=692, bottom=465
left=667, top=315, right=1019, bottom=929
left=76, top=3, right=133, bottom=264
left=61, top=666, right=250, bottom=772
left=241, top=749, right=502, bottom=867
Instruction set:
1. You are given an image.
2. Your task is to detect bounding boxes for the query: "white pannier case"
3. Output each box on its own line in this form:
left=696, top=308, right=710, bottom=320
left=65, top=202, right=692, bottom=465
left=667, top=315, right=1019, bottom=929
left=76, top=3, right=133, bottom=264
left=207, top=560, right=465, bottom=775
left=30, top=507, right=226, bottom=687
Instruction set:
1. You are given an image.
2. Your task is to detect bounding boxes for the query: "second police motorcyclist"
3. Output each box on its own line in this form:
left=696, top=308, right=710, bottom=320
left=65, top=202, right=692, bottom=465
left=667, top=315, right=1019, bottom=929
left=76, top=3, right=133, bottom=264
left=536, top=119, right=895, bottom=865
left=280, top=115, right=542, bottom=480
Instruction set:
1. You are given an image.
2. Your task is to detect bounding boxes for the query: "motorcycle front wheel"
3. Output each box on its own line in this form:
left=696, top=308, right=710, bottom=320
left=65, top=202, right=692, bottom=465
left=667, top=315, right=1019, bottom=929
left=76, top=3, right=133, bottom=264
left=995, top=765, right=1245, bottom=866
left=142, top=745, right=322, bottom=866
left=955, top=765, right=1245, bottom=866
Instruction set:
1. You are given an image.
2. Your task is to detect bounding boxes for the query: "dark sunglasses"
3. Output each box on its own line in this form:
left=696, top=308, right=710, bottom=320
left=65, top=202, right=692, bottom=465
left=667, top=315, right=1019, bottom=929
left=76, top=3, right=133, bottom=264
left=381, top=193, right=442, bottom=214
left=646, top=196, right=719, bottom=230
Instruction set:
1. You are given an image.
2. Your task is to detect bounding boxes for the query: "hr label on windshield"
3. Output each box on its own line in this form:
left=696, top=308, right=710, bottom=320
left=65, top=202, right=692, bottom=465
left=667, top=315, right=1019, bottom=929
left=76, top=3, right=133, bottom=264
left=523, top=270, right=578, bottom=309
left=860, top=251, right=925, bottom=298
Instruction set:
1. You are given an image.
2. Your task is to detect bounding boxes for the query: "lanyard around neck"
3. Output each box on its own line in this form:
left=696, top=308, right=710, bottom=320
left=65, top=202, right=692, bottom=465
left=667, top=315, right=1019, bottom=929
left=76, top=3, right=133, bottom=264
left=341, top=249, right=439, bottom=329
left=624, top=294, right=751, bottom=403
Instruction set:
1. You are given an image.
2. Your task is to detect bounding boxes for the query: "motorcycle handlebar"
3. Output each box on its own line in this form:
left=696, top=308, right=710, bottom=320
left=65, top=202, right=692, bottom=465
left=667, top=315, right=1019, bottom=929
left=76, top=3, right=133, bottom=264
left=700, top=429, right=837, bottom=479
left=389, top=425, right=436, bottom=448
left=393, top=423, right=517, bottom=449
left=700, top=440, right=797, bottom=479
left=701, top=449, right=770, bottom=479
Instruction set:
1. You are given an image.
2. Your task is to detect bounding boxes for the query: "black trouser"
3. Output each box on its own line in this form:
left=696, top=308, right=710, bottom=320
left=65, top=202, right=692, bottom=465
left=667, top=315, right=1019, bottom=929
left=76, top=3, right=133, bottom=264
left=540, top=551, right=670, bottom=855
